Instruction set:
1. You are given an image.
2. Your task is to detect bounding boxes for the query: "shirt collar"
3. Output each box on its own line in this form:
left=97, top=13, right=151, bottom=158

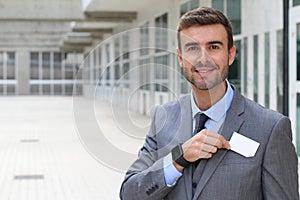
left=191, top=80, right=234, bottom=122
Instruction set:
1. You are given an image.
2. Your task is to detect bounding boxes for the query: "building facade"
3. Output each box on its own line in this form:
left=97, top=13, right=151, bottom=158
left=0, top=0, right=84, bottom=96
left=79, top=0, right=300, bottom=155
left=1, top=0, right=300, bottom=155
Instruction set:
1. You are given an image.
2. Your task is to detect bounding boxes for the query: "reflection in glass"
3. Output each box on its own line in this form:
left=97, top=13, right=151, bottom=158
left=294, top=0, right=300, bottom=6
left=228, top=40, right=241, bottom=90
left=243, top=38, right=248, bottom=96
left=297, top=93, right=300, bottom=155
left=265, top=32, right=270, bottom=108
left=253, top=35, right=258, bottom=102
left=277, top=30, right=283, bottom=113
left=297, top=24, right=300, bottom=80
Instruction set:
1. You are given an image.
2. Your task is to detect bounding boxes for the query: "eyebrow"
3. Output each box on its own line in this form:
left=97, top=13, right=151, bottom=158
left=208, top=41, right=224, bottom=46
left=184, top=42, right=199, bottom=48
left=184, top=41, right=224, bottom=49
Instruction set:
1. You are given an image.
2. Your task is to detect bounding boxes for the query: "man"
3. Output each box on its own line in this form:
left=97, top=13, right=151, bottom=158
left=120, top=7, right=299, bottom=200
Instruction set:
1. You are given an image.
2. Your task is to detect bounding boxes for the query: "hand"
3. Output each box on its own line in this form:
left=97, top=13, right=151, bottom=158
left=182, top=129, right=230, bottom=163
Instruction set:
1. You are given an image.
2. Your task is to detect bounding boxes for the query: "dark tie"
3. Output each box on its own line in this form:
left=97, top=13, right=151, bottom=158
left=192, top=113, right=209, bottom=196
left=192, top=113, right=209, bottom=167
left=193, top=113, right=209, bottom=135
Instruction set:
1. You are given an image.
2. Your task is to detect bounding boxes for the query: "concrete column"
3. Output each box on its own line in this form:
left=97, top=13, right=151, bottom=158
left=17, top=50, right=30, bottom=95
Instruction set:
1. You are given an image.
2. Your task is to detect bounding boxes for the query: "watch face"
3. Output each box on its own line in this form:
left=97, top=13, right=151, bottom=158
left=172, top=145, right=183, bottom=160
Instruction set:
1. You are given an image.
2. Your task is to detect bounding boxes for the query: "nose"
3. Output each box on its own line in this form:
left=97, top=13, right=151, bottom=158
left=196, top=48, right=212, bottom=65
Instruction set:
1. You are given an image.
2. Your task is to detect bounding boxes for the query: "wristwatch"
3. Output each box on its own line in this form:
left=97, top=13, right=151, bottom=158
left=171, top=144, right=191, bottom=168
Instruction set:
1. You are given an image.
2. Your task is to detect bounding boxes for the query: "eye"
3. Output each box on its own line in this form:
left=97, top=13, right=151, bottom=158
left=187, top=46, right=199, bottom=51
left=210, top=45, right=219, bottom=50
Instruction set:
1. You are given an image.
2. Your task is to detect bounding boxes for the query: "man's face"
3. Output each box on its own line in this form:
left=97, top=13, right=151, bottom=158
left=177, top=24, right=236, bottom=91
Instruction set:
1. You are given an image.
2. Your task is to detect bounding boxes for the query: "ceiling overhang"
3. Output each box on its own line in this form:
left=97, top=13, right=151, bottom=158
left=84, top=11, right=137, bottom=22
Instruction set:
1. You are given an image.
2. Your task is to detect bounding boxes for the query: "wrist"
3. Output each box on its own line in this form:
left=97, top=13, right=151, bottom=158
left=173, top=161, right=184, bottom=172
left=171, top=144, right=191, bottom=168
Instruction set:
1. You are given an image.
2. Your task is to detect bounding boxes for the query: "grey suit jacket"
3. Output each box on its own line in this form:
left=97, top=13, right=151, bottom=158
left=120, top=88, right=299, bottom=200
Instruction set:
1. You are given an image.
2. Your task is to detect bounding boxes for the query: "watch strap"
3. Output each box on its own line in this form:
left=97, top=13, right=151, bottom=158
left=171, top=144, right=191, bottom=168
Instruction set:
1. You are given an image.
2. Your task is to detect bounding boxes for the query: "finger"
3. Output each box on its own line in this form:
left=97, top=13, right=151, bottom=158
left=202, top=130, right=231, bottom=149
left=203, top=135, right=222, bottom=147
left=201, top=143, right=218, bottom=154
left=222, top=139, right=231, bottom=149
left=195, top=129, right=218, bottom=140
left=199, top=151, right=212, bottom=159
left=216, top=135, right=231, bottom=149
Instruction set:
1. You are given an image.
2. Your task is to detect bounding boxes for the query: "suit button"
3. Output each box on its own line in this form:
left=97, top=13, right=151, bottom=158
left=192, top=182, right=197, bottom=188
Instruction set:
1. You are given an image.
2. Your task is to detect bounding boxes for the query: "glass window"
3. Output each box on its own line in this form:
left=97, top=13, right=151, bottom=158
left=123, top=62, right=130, bottom=80
left=42, top=85, right=51, bottom=94
left=277, top=30, right=283, bottom=113
left=190, top=0, right=199, bottom=9
left=154, top=55, right=169, bottom=92
left=180, top=0, right=199, bottom=17
left=253, top=35, right=258, bottom=102
left=265, top=32, right=270, bottom=108
left=227, top=0, right=241, bottom=35
left=65, top=64, right=74, bottom=80
left=0, top=52, right=4, bottom=79
left=30, top=52, right=39, bottom=79
left=93, top=50, right=97, bottom=82
left=155, top=13, right=168, bottom=52
left=139, top=58, right=150, bottom=90
left=83, top=53, right=90, bottom=81
left=294, top=0, right=300, bottom=6
left=212, top=0, right=241, bottom=35
left=122, top=33, right=130, bottom=60
left=114, top=37, right=120, bottom=61
left=30, top=85, right=39, bottom=94
left=243, top=38, right=248, bottom=96
left=180, top=2, right=189, bottom=17
left=105, top=66, right=110, bottom=86
left=140, top=22, right=149, bottom=56
left=105, top=44, right=110, bottom=86
left=6, top=52, right=15, bottom=79
left=123, top=62, right=130, bottom=88
left=65, top=84, right=73, bottom=95
left=54, top=85, right=62, bottom=95
left=297, top=23, right=300, bottom=80
left=297, top=93, right=300, bottom=155
left=42, top=52, right=51, bottom=79
left=228, top=40, right=241, bottom=90
left=7, top=85, right=15, bottom=95
left=76, top=63, right=82, bottom=80
left=212, top=0, right=224, bottom=11
left=54, top=52, right=62, bottom=80
left=105, top=43, right=110, bottom=64
left=97, top=46, right=102, bottom=84
left=114, top=63, right=120, bottom=80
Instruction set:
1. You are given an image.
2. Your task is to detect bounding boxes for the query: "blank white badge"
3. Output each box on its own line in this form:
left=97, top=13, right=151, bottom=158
left=229, top=132, right=260, bottom=157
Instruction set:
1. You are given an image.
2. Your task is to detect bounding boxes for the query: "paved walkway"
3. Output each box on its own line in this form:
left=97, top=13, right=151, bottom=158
left=0, top=96, right=147, bottom=200
left=0, top=96, right=299, bottom=200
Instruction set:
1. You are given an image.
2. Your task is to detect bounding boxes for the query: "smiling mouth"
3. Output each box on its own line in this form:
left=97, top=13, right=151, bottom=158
left=194, top=67, right=215, bottom=74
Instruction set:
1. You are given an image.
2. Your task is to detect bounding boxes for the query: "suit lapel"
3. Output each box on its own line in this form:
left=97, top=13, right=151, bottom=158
left=192, top=90, right=245, bottom=200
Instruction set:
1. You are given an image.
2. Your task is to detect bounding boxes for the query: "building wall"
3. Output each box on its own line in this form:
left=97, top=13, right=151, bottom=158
left=0, top=0, right=84, bottom=96
left=81, top=0, right=285, bottom=114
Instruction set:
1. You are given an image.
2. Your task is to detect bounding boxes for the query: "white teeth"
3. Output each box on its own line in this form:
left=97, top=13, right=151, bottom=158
left=199, top=70, right=208, bottom=73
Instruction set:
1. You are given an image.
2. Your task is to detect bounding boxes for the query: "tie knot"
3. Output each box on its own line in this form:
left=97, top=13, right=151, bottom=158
left=194, top=113, right=209, bottom=134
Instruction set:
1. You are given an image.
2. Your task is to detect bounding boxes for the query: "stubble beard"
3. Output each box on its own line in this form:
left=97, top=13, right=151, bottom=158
left=184, top=64, right=229, bottom=91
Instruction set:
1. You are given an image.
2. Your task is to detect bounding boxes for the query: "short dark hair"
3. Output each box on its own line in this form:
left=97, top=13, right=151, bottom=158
left=177, top=7, right=233, bottom=51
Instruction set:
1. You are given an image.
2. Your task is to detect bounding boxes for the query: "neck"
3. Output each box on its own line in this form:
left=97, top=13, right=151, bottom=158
left=192, top=81, right=227, bottom=111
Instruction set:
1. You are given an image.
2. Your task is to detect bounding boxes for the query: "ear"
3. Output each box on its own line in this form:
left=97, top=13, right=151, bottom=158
left=177, top=48, right=184, bottom=67
left=228, top=45, right=236, bottom=66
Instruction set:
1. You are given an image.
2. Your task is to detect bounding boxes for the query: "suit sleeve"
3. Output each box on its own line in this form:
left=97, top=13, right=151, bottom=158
left=119, top=106, right=173, bottom=200
left=262, top=116, right=299, bottom=200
